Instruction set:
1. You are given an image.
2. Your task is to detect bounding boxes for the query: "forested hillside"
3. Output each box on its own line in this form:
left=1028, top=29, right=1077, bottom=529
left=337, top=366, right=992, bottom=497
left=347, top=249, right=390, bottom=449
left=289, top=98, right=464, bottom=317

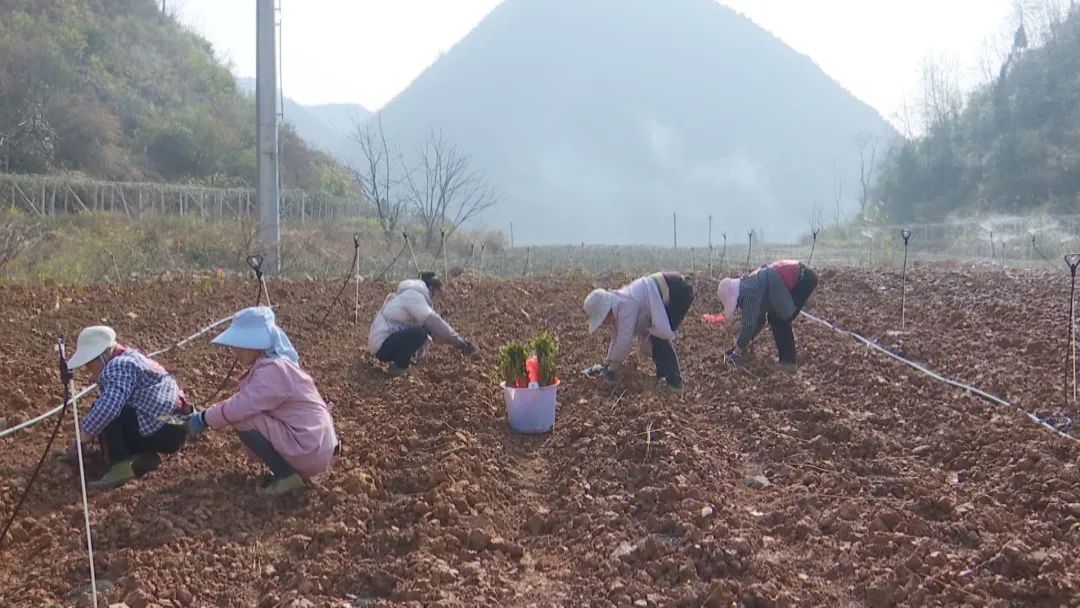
left=0, top=0, right=353, bottom=196
left=874, top=3, right=1080, bottom=221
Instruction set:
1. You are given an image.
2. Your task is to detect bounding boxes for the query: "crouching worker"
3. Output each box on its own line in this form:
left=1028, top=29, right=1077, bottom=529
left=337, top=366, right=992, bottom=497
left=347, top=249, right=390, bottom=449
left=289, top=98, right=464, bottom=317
left=368, top=272, right=476, bottom=376
left=183, top=307, right=338, bottom=496
left=718, top=259, right=818, bottom=367
left=583, top=272, right=694, bottom=391
left=61, top=326, right=189, bottom=491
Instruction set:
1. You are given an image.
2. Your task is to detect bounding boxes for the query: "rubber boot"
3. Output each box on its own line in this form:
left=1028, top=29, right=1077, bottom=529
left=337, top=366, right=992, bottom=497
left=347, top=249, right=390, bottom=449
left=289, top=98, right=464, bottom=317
left=88, top=460, right=136, bottom=491
left=257, top=473, right=307, bottom=497
left=132, top=452, right=162, bottom=477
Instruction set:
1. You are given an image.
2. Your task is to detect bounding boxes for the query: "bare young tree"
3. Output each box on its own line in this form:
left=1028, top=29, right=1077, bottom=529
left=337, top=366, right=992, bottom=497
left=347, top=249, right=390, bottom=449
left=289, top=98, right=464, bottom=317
left=349, top=114, right=405, bottom=237
left=831, top=159, right=845, bottom=226
left=919, top=53, right=963, bottom=133
left=403, top=129, right=497, bottom=250
left=854, top=133, right=878, bottom=213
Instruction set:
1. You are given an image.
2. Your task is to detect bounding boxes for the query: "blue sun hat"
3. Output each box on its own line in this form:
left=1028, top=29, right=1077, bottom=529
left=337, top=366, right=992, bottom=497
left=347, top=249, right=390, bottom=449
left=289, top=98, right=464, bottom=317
left=212, top=306, right=299, bottom=366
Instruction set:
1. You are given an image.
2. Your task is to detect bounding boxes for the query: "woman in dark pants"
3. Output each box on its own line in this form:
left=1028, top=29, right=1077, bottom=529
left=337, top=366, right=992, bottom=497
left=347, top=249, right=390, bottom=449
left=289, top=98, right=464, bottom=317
left=367, top=272, right=476, bottom=376
left=584, top=272, right=695, bottom=391
left=718, top=260, right=817, bottom=366
left=61, top=326, right=189, bottom=490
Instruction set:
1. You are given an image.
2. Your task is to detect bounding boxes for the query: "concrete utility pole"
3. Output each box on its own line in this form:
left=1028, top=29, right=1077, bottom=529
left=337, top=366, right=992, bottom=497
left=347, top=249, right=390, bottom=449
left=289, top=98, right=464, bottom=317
left=256, top=0, right=280, bottom=273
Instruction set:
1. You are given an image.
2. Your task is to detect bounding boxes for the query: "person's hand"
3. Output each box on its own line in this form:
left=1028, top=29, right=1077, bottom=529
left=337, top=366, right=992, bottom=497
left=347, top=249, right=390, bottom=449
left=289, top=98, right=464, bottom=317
left=186, top=412, right=207, bottom=438
left=455, top=338, right=477, bottom=356
left=724, top=347, right=743, bottom=364
left=55, top=441, right=79, bottom=463
left=414, top=344, right=429, bottom=362
left=583, top=364, right=606, bottom=378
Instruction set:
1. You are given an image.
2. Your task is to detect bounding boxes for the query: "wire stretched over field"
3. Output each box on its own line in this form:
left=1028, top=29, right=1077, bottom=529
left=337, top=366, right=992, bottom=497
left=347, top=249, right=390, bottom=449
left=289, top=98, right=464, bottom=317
left=0, top=314, right=234, bottom=440
left=800, top=310, right=1078, bottom=443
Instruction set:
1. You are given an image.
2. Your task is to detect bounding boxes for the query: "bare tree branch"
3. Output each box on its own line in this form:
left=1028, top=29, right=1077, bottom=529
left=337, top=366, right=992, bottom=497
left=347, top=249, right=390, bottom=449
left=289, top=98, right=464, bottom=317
left=854, top=133, right=878, bottom=213
left=404, top=129, right=498, bottom=250
left=348, top=114, right=406, bottom=237
left=831, top=159, right=845, bottom=226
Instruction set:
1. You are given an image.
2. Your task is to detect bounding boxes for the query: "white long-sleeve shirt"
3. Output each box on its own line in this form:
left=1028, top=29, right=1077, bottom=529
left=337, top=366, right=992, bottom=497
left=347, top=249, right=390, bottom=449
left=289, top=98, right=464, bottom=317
left=368, top=280, right=459, bottom=354
left=605, top=275, right=675, bottom=365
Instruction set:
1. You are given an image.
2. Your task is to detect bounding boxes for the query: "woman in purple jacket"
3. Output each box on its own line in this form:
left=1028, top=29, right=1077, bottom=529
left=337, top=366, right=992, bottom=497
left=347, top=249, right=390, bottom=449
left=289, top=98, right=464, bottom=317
left=185, top=307, right=338, bottom=497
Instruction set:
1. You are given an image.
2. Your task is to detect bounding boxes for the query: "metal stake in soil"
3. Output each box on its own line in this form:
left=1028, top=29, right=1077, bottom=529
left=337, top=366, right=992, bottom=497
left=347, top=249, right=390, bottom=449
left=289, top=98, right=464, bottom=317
left=1066, top=254, right=1080, bottom=405
left=808, top=229, right=820, bottom=265
left=719, top=233, right=727, bottom=270
left=745, top=230, right=754, bottom=269
left=523, top=247, right=532, bottom=277
left=707, top=216, right=713, bottom=273
left=899, top=229, right=912, bottom=332
left=404, top=231, right=420, bottom=275
left=352, top=233, right=361, bottom=324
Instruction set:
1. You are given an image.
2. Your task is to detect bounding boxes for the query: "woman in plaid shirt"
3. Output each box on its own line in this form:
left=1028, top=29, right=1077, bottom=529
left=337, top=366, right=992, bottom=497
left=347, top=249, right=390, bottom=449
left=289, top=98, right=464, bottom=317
left=61, top=326, right=189, bottom=490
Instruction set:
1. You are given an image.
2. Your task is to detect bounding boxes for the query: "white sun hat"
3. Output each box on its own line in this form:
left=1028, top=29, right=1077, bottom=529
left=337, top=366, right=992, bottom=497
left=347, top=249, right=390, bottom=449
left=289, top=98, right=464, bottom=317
left=584, top=289, right=615, bottom=333
left=67, top=326, right=118, bottom=370
left=212, top=307, right=275, bottom=350
left=718, top=278, right=740, bottom=320
left=212, top=306, right=300, bottom=365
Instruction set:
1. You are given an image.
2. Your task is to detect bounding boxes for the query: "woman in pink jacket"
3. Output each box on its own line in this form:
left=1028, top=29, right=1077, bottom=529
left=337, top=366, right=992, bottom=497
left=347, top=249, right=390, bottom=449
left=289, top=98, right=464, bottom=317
left=185, top=307, right=338, bottom=496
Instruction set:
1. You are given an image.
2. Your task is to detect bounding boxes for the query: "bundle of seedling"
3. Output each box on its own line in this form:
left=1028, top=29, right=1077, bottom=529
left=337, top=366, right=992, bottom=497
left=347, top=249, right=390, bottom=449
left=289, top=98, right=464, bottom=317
left=495, top=332, right=559, bottom=388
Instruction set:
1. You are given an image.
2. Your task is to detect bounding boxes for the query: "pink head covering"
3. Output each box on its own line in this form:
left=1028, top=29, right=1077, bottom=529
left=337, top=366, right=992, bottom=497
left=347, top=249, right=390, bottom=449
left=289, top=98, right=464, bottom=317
left=717, top=278, right=740, bottom=320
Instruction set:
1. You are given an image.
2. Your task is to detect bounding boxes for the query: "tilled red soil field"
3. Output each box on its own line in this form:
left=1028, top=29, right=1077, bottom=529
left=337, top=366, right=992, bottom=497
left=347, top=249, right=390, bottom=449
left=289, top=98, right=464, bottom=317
left=2, top=267, right=1080, bottom=607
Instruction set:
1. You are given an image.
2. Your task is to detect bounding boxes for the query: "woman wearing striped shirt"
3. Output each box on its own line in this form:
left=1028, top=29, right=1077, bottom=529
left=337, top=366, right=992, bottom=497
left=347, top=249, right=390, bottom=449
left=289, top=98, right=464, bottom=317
left=717, top=260, right=818, bottom=367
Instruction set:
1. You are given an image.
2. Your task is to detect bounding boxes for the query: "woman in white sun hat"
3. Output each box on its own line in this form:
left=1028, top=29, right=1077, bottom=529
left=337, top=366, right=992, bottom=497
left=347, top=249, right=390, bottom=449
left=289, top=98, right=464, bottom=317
left=62, top=325, right=190, bottom=491
left=183, top=306, right=339, bottom=497
left=582, top=272, right=694, bottom=391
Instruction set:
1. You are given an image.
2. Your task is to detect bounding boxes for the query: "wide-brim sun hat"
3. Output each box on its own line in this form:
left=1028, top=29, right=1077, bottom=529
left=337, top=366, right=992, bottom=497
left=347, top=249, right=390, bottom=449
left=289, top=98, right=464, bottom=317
left=212, top=306, right=276, bottom=350
left=717, top=278, right=740, bottom=320
left=584, top=289, right=615, bottom=333
left=67, top=326, right=118, bottom=370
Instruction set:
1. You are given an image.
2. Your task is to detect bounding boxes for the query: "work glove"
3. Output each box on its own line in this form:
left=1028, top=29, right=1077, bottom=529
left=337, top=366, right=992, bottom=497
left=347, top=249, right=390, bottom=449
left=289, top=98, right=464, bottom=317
left=583, top=364, right=606, bottom=378
left=724, top=347, right=743, bottom=364
left=584, top=364, right=616, bottom=381
left=455, top=337, right=477, bottom=356
left=186, top=411, right=207, bottom=438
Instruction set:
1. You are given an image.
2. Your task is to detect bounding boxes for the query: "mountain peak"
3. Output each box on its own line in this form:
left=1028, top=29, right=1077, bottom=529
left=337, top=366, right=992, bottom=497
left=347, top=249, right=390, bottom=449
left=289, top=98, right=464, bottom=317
left=374, top=0, right=895, bottom=244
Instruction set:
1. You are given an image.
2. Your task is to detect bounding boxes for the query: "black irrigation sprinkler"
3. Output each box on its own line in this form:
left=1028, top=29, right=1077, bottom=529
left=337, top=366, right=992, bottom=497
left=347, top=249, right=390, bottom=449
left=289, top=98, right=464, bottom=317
left=1, top=338, right=71, bottom=552
left=745, top=230, right=754, bottom=269
left=1032, top=233, right=1054, bottom=267
left=246, top=254, right=265, bottom=282
left=899, top=229, right=912, bottom=332
left=808, top=228, right=820, bottom=265
left=719, top=233, right=727, bottom=269
left=1066, top=253, right=1080, bottom=405
left=201, top=255, right=274, bottom=407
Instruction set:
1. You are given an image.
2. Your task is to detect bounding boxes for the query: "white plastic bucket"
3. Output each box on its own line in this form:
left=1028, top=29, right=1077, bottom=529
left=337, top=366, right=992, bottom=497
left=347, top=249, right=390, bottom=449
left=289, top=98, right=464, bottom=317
left=501, top=380, right=559, bottom=434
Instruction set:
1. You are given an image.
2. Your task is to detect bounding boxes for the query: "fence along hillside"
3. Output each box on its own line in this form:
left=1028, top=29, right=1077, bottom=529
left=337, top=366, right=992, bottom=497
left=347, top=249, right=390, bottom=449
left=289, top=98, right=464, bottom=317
left=0, top=173, right=371, bottom=223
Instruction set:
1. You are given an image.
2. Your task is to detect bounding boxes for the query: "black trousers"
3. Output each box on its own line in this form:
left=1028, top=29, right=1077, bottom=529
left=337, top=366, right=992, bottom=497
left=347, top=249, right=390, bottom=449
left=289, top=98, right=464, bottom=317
left=376, top=326, right=430, bottom=369
left=768, top=265, right=818, bottom=364
left=101, top=405, right=186, bottom=464
left=652, top=273, right=694, bottom=387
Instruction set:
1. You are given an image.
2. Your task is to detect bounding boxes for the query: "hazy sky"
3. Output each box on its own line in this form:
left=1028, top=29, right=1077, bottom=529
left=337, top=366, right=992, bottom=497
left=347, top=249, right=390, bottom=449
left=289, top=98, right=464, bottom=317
left=177, top=0, right=1019, bottom=125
